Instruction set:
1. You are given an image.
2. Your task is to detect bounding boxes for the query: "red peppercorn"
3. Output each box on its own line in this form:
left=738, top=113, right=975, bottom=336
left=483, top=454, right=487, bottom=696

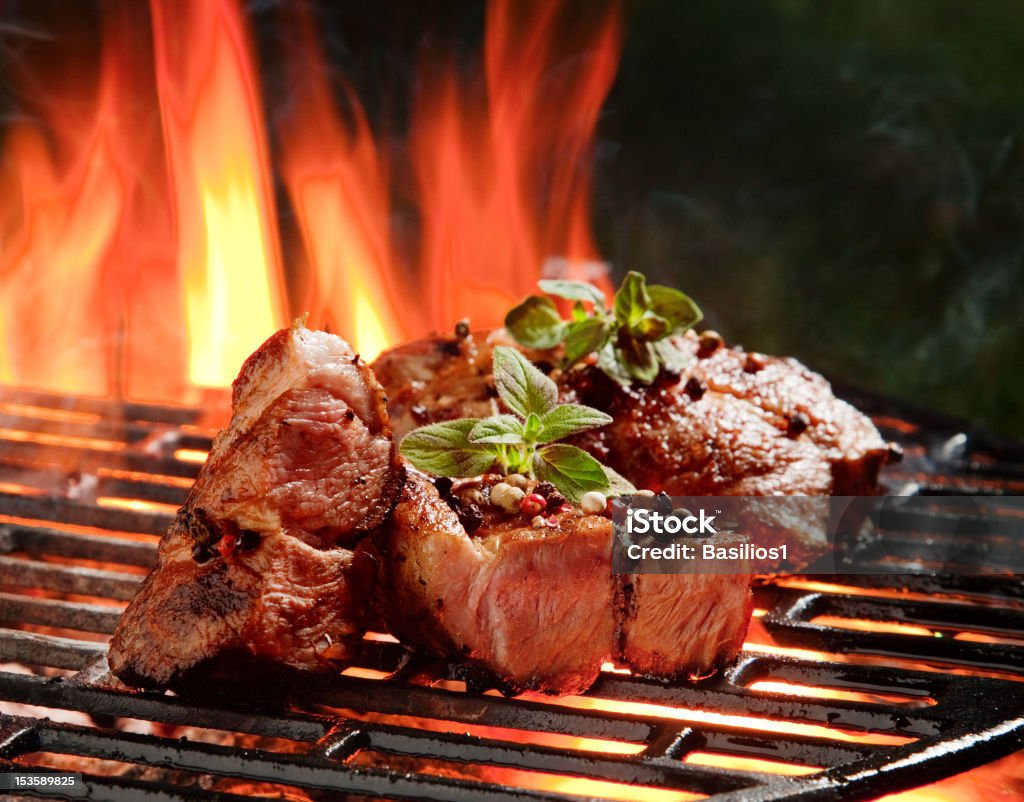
left=520, top=493, right=546, bottom=516
left=558, top=504, right=574, bottom=515
left=217, top=533, right=237, bottom=558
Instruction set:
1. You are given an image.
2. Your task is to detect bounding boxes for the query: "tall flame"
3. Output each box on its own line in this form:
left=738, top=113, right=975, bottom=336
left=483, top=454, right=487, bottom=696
left=150, top=0, right=286, bottom=387
left=413, top=0, right=620, bottom=329
left=276, top=3, right=410, bottom=361
left=0, top=0, right=620, bottom=397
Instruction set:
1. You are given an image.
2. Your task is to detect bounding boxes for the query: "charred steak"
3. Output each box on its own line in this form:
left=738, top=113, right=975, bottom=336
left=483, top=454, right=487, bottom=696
left=108, top=322, right=402, bottom=690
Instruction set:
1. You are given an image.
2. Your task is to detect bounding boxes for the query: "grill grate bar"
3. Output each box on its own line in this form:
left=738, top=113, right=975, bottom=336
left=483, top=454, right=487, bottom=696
left=0, top=629, right=105, bottom=670
left=6, top=716, right=587, bottom=802
left=2, top=525, right=157, bottom=568
left=0, top=492, right=174, bottom=535
left=0, top=594, right=122, bottom=635
left=0, top=555, right=142, bottom=601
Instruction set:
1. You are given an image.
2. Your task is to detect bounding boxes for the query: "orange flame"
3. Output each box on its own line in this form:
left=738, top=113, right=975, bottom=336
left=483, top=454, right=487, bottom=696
left=413, top=0, right=620, bottom=330
left=150, top=0, right=287, bottom=387
left=0, top=0, right=619, bottom=395
left=275, top=3, right=410, bottom=362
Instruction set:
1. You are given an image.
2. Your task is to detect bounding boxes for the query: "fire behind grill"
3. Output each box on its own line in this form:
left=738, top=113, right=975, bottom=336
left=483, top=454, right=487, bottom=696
left=0, top=385, right=1022, bottom=802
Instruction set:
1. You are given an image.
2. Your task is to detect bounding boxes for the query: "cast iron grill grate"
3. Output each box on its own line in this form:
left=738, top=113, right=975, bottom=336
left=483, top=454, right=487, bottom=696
left=0, top=385, right=1022, bottom=802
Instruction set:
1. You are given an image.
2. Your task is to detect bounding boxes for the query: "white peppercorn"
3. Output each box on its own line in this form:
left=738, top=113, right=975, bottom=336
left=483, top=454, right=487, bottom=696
left=580, top=491, right=607, bottom=514
left=490, top=482, right=525, bottom=513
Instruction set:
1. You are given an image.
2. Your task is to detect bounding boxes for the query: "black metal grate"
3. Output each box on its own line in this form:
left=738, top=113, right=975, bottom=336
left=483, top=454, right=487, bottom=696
left=0, top=385, right=1022, bottom=802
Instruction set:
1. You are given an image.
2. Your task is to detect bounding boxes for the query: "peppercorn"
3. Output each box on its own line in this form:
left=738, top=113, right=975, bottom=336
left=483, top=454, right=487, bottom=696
left=698, top=330, right=724, bottom=354
left=505, top=474, right=530, bottom=491
left=491, top=482, right=525, bottom=513
left=534, top=482, right=558, bottom=500
left=238, top=530, right=260, bottom=552
left=744, top=352, right=767, bottom=373
left=521, top=493, right=546, bottom=516
left=544, top=490, right=567, bottom=511
left=580, top=491, right=607, bottom=514
left=684, top=377, right=706, bottom=400
left=454, top=318, right=471, bottom=340
left=217, top=533, right=237, bottom=558
left=458, top=503, right=484, bottom=533
left=787, top=412, right=810, bottom=437
left=191, top=544, right=212, bottom=563
left=655, top=491, right=673, bottom=515
left=460, top=487, right=488, bottom=508
left=433, top=476, right=454, bottom=499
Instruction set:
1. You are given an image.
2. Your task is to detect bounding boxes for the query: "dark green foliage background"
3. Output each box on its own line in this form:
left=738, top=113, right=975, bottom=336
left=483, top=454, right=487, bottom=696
left=598, top=1, right=1024, bottom=437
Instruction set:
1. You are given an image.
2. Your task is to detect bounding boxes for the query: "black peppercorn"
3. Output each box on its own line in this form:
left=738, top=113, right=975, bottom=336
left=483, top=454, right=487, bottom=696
left=433, top=476, right=454, bottom=499
left=655, top=491, right=673, bottom=515
left=458, top=503, right=484, bottom=533
left=238, top=529, right=260, bottom=552
left=787, top=412, right=810, bottom=437
left=534, top=482, right=558, bottom=499
left=191, top=544, right=212, bottom=563
left=544, top=491, right=567, bottom=511
left=684, top=377, right=706, bottom=400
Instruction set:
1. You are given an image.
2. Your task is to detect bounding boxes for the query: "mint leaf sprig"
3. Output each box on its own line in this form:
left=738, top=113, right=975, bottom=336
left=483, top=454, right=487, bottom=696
left=399, top=347, right=634, bottom=503
left=504, top=271, right=703, bottom=385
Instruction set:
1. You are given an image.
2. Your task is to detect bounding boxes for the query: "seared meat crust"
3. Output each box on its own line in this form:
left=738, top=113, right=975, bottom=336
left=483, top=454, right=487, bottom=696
left=372, top=471, right=752, bottom=694
left=108, top=322, right=401, bottom=689
left=373, top=329, right=889, bottom=497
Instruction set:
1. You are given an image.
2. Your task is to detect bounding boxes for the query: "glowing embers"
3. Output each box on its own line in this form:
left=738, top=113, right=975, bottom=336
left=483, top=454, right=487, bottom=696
left=550, top=695, right=916, bottom=747
left=684, top=751, right=821, bottom=777
left=747, top=680, right=936, bottom=709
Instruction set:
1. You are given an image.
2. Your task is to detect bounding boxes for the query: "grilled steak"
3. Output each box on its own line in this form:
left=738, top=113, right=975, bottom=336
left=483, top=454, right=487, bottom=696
left=108, top=322, right=402, bottom=689
left=370, top=471, right=752, bottom=694
left=373, top=329, right=888, bottom=497
left=375, top=329, right=889, bottom=496
left=373, top=328, right=890, bottom=569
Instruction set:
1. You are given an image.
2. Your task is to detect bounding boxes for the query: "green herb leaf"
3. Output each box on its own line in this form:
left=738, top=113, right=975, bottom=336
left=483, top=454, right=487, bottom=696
left=613, top=271, right=651, bottom=327
left=492, top=346, right=558, bottom=419
left=563, top=317, right=611, bottom=365
left=537, top=404, right=612, bottom=443
left=632, top=313, right=671, bottom=342
left=400, top=420, right=497, bottom=477
left=538, top=279, right=606, bottom=308
left=654, top=339, right=689, bottom=375
left=648, top=285, right=702, bottom=331
left=504, top=296, right=565, bottom=349
left=597, top=342, right=634, bottom=386
left=503, top=271, right=704, bottom=388
left=616, top=332, right=660, bottom=383
left=469, top=415, right=524, bottom=445
left=533, top=444, right=612, bottom=503
left=603, top=465, right=638, bottom=496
